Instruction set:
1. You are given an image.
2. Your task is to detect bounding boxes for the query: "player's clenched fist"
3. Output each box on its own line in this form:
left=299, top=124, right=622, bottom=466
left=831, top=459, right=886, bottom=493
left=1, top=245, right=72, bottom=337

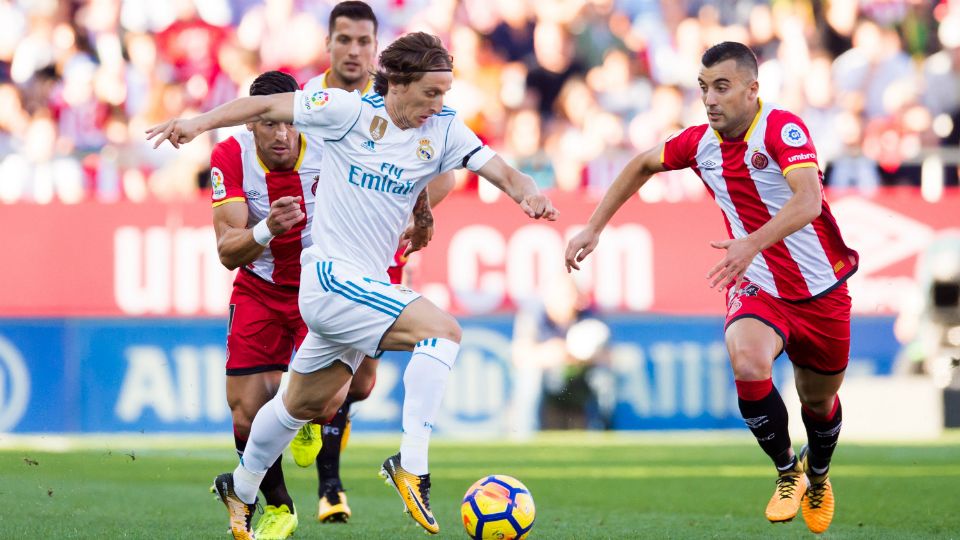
left=401, top=222, right=433, bottom=257
left=266, top=196, right=305, bottom=235
left=520, top=194, right=559, bottom=221
left=145, top=117, right=205, bottom=149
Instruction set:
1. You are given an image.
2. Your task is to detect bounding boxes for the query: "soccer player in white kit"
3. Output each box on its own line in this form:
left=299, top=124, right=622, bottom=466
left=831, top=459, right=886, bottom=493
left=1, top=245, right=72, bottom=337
left=148, top=32, right=558, bottom=539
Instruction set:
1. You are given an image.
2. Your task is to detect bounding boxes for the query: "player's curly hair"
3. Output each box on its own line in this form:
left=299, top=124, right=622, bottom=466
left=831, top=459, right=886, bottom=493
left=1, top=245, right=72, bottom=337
left=372, top=32, right=453, bottom=96
left=249, top=71, right=299, bottom=96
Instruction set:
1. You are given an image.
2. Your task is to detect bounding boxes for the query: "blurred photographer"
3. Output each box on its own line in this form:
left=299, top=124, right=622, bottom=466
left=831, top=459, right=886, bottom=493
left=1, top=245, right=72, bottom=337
left=894, top=233, right=960, bottom=389
left=511, top=272, right=613, bottom=433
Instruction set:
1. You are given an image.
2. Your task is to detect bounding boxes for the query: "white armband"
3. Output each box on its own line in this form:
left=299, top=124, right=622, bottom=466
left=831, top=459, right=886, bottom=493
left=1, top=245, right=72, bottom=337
left=252, top=219, right=274, bottom=246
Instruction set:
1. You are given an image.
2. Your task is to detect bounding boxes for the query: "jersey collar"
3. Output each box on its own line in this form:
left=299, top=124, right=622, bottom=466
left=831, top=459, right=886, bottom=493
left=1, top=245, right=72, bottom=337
left=255, top=133, right=306, bottom=173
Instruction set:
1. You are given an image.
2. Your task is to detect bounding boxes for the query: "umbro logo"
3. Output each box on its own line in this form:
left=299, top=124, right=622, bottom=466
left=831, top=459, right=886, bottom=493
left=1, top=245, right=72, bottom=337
left=244, top=190, right=261, bottom=200
left=700, top=160, right=718, bottom=169
left=744, top=415, right=768, bottom=428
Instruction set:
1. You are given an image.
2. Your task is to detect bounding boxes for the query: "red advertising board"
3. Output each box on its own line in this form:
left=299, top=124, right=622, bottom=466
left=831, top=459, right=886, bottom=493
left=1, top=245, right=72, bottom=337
left=2, top=189, right=957, bottom=317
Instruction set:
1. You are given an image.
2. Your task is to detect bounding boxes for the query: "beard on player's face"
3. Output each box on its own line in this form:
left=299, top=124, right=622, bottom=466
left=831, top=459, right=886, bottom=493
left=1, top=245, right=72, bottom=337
left=252, top=122, right=299, bottom=169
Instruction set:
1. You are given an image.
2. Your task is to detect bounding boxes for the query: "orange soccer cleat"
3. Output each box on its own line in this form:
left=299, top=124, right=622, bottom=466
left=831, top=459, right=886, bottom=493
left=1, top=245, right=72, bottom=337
left=800, top=445, right=835, bottom=534
left=765, top=458, right=807, bottom=523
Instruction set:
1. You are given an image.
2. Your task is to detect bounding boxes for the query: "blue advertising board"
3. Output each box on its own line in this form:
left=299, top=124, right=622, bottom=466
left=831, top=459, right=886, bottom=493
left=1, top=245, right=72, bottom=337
left=0, top=315, right=899, bottom=434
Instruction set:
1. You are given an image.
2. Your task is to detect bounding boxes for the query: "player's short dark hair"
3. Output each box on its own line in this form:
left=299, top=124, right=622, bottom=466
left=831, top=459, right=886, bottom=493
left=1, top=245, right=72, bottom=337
left=373, top=32, right=453, bottom=96
left=701, top=41, right=758, bottom=78
left=329, top=1, right=378, bottom=35
left=249, top=71, right=299, bottom=96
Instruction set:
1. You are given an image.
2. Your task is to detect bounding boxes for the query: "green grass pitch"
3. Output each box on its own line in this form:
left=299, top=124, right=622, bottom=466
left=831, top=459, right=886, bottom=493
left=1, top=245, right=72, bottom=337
left=2, top=432, right=958, bottom=539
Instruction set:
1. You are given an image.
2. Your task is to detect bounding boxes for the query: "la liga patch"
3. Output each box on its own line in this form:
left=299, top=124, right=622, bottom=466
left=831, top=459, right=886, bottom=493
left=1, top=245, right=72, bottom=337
left=780, top=123, right=807, bottom=147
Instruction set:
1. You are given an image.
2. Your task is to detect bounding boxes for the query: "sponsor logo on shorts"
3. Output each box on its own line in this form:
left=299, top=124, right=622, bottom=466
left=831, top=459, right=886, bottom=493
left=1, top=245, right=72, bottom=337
left=740, top=283, right=760, bottom=296
left=781, top=123, right=807, bottom=147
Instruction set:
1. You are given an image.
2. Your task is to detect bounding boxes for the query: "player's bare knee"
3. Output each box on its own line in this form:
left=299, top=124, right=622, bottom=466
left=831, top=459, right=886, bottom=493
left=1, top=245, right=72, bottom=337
left=348, top=376, right=375, bottom=402
left=798, top=392, right=836, bottom=414
left=419, top=313, right=461, bottom=343
left=728, top=349, right=772, bottom=381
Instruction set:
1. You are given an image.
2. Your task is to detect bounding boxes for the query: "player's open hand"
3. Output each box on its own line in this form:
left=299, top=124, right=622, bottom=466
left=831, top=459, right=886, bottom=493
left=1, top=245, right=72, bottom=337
left=706, top=236, right=759, bottom=292
left=564, top=227, right=600, bottom=272
left=145, top=117, right=205, bottom=149
left=401, top=221, right=433, bottom=257
left=266, top=196, right=304, bottom=236
left=520, top=194, right=559, bottom=221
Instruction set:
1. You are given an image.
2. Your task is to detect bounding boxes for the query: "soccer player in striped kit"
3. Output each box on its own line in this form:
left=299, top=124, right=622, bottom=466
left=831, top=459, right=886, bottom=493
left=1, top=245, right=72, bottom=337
left=149, top=32, right=557, bottom=538
left=565, top=42, right=858, bottom=534
left=210, top=70, right=314, bottom=540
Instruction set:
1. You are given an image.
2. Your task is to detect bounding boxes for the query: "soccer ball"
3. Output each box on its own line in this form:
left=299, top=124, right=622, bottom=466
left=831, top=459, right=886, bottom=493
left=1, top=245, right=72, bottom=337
left=461, top=475, right=536, bottom=539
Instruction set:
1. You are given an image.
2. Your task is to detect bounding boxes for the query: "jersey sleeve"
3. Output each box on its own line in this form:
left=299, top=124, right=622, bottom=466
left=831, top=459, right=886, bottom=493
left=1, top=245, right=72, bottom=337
left=764, top=110, right=819, bottom=175
left=292, top=81, right=361, bottom=140
left=660, top=126, right=704, bottom=171
left=438, top=115, right=496, bottom=174
left=210, top=137, right=245, bottom=207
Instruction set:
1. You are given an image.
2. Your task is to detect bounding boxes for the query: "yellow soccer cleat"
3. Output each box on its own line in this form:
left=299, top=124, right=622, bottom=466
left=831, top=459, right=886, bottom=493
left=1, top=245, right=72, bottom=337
left=291, top=423, right=322, bottom=468
left=379, top=453, right=439, bottom=534
left=212, top=473, right=258, bottom=540
left=254, top=504, right=298, bottom=540
left=800, top=445, right=835, bottom=534
left=765, top=458, right=807, bottom=523
left=318, top=489, right=352, bottom=523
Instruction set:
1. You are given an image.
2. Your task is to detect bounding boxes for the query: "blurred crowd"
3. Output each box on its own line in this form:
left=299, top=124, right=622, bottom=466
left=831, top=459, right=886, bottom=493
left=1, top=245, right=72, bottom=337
left=1, top=0, right=959, bottom=204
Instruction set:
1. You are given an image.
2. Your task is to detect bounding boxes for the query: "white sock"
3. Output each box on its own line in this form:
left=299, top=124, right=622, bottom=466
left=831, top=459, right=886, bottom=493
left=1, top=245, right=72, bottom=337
left=400, top=338, right=459, bottom=476
left=232, top=393, right=308, bottom=503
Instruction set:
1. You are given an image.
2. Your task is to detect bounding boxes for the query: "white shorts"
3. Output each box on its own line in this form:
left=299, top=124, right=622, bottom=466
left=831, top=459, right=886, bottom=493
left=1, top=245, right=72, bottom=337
left=291, top=260, right=421, bottom=374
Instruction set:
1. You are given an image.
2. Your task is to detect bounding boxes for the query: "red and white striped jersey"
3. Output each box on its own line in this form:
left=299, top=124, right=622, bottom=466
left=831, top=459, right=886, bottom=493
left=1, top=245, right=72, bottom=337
left=661, top=100, right=858, bottom=301
left=209, top=131, right=324, bottom=287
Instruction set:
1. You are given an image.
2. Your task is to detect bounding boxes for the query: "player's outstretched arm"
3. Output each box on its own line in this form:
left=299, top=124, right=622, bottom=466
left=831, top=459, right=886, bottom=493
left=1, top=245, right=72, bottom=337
left=213, top=196, right=305, bottom=270
left=564, top=144, right=665, bottom=272
left=476, top=155, right=559, bottom=221
left=145, top=93, right=295, bottom=149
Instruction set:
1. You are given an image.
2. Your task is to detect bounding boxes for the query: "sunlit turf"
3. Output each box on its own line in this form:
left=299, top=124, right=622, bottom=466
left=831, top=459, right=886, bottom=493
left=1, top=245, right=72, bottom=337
left=2, top=432, right=958, bottom=539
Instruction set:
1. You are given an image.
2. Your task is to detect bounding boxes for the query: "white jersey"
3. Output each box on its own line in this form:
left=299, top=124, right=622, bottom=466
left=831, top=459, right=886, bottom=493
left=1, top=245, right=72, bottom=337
left=292, top=81, right=495, bottom=279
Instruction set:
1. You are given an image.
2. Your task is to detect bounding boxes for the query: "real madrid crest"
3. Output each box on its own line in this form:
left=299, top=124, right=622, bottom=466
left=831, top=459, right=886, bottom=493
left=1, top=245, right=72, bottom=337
left=417, top=138, right=434, bottom=161
left=369, top=116, right=388, bottom=141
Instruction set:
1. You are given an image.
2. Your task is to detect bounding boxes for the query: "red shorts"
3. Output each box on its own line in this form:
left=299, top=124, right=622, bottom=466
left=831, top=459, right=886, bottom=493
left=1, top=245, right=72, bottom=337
left=225, top=269, right=307, bottom=375
left=724, top=279, right=851, bottom=374
left=386, top=245, right=407, bottom=285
